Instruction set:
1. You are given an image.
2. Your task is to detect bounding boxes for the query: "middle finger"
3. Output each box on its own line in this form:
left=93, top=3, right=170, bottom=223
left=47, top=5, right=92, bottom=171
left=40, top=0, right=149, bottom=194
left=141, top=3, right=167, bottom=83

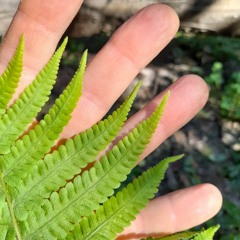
left=63, top=4, right=179, bottom=138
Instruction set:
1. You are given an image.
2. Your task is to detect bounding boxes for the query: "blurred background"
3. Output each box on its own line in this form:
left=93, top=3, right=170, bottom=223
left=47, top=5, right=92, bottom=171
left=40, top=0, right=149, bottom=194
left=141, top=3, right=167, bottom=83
left=1, top=0, right=240, bottom=239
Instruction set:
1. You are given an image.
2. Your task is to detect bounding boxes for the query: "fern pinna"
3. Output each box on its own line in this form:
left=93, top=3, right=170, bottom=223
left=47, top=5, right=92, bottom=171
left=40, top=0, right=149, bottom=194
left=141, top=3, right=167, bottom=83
left=0, top=37, right=218, bottom=239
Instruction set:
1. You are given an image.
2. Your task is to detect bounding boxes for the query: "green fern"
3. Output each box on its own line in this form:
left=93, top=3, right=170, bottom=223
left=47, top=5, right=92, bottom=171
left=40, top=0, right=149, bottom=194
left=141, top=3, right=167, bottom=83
left=0, top=37, right=219, bottom=239
left=0, top=35, right=24, bottom=116
left=14, top=81, right=141, bottom=221
left=21, top=90, right=169, bottom=239
left=192, top=225, right=220, bottom=240
left=0, top=37, right=68, bottom=154
left=142, top=225, right=220, bottom=240
left=1, top=47, right=86, bottom=186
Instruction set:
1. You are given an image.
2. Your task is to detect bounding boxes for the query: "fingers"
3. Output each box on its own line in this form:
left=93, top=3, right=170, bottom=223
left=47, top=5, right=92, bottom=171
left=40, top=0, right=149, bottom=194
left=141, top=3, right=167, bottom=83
left=0, top=2, right=207, bottom=162
left=63, top=4, right=179, bottom=137
left=119, top=184, right=222, bottom=239
left=67, top=74, right=208, bottom=166
left=0, top=0, right=84, bottom=92
left=0, top=3, right=180, bottom=138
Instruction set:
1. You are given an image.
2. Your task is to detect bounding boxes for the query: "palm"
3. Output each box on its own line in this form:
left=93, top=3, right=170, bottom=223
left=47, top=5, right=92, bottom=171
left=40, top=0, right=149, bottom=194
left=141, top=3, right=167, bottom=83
left=0, top=0, right=222, bottom=238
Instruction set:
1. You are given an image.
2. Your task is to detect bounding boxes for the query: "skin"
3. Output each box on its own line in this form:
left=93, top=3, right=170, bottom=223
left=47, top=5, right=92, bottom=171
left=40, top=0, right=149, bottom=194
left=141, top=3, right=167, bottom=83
left=0, top=0, right=222, bottom=239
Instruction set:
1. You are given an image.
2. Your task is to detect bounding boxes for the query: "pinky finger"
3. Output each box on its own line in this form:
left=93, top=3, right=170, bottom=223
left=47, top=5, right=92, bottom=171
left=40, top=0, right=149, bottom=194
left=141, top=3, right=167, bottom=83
left=119, top=183, right=222, bottom=239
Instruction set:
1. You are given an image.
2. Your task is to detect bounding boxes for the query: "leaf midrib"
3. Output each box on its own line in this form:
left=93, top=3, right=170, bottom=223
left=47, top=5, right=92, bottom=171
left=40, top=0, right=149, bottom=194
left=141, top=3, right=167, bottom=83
left=0, top=44, right=22, bottom=110
left=84, top=171, right=159, bottom=239
left=0, top=172, right=22, bottom=240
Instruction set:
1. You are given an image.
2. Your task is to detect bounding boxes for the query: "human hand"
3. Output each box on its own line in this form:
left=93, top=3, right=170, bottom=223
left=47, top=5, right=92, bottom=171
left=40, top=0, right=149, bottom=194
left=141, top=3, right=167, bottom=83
left=0, top=0, right=222, bottom=239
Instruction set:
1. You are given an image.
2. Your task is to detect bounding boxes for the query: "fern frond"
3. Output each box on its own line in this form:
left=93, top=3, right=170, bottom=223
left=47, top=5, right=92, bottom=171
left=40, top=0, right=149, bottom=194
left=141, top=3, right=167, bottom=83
left=0, top=38, right=67, bottom=155
left=141, top=225, right=220, bottom=240
left=193, top=225, right=220, bottom=240
left=2, top=49, right=87, bottom=185
left=22, top=93, right=169, bottom=239
left=0, top=37, right=213, bottom=239
left=67, top=155, right=183, bottom=240
left=0, top=35, right=24, bottom=116
left=13, top=82, right=141, bottom=221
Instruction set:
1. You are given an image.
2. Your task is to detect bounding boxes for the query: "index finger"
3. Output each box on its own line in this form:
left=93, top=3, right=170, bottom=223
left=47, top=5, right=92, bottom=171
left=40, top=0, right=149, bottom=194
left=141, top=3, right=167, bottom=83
left=119, top=184, right=222, bottom=239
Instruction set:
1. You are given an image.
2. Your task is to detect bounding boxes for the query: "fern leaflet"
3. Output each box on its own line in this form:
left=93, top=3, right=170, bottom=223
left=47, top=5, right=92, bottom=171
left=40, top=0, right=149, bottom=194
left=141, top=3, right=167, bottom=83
left=192, top=225, right=220, bottom=240
left=0, top=35, right=24, bottom=116
left=0, top=38, right=67, bottom=155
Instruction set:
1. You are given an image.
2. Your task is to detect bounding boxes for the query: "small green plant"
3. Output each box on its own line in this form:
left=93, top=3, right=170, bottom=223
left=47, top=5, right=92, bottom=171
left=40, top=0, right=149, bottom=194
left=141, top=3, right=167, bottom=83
left=220, top=72, right=240, bottom=120
left=0, top=36, right=218, bottom=239
left=176, top=32, right=240, bottom=63
left=204, top=61, right=240, bottom=121
left=205, top=62, right=223, bottom=89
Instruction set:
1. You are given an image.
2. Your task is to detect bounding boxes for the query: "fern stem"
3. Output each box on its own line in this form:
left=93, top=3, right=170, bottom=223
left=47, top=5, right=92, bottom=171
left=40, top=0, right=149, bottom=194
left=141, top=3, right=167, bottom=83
left=0, top=173, right=22, bottom=240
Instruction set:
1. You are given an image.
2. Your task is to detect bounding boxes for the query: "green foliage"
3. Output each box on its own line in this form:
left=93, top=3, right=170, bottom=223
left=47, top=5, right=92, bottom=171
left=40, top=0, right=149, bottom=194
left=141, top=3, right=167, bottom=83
left=176, top=32, right=240, bottom=63
left=205, top=62, right=223, bottom=88
left=0, top=36, right=220, bottom=239
left=142, top=225, right=220, bottom=240
left=192, top=36, right=240, bottom=238
left=14, top=80, right=141, bottom=221
left=0, top=37, right=68, bottom=154
left=192, top=225, right=220, bottom=240
left=175, top=32, right=240, bottom=121
left=204, top=62, right=240, bottom=120
left=0, top=37, right=219, bottom=239
left=67, top=155, right=183, bottom=240
left=0, top=35, right=24, bottom=116
left=220, top=72, right=240, bottom=120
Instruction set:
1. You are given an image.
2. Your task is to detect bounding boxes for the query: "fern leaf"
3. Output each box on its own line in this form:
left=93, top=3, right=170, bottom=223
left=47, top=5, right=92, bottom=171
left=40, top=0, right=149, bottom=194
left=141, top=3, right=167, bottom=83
left=143, top=232, right=198, bottom=240
left=13, top=82, right=141, bottom=221
left=0, top=35, right=24, bottom=116
left=2, top=49, right=87, bottom=185
left=0, top=38, right=67, bottom=155
left=67, top=155, right=183, bottom=240
left=193, top=225, right=220, bottom=240
left=22, top=93, right=169, bottom=239
left=141, top=225, right=220, bottom=240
